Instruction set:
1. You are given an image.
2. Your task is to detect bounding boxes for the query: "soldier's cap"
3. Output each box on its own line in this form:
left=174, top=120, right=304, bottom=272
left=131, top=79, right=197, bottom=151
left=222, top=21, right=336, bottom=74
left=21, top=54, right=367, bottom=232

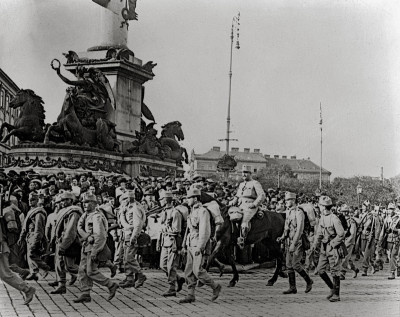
left=30, top=179, right=42, bottom=187
left=83, top=193, right=98, bottom=203
left=60, top=191, right=76, bottom=201
left=159, top=191, right=173, bottom=200
left=186, top=188, right=201, bottom=198
left=363, top=200, right=370, bottom=207
left=388, top=203, right=396, bottom=210
left=241, top=166, right=251, bottom=173
left=285, top=192, right=296, bottom=200
left=192, top=173, right=203, bottom=181
left=340, top=204, right=350, bottom=212
left=29, top=191, right=39, bottom=199
left=319, top=195, right=333, bottom=206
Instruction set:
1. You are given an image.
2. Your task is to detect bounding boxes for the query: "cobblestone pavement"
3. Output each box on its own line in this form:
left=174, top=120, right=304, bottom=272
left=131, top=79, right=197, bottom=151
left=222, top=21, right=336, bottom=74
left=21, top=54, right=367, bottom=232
left=1, top=263, right=399, bottom=317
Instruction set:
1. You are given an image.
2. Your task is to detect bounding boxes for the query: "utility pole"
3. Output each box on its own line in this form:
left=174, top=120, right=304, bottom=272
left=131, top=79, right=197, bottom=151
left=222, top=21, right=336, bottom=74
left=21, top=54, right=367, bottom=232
left=319, top=102, right=323, bottom=189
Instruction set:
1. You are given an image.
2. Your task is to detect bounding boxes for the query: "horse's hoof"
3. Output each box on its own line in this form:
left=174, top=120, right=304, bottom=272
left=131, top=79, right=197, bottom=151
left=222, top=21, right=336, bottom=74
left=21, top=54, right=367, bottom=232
left=219, top=265, right=225, bottom=277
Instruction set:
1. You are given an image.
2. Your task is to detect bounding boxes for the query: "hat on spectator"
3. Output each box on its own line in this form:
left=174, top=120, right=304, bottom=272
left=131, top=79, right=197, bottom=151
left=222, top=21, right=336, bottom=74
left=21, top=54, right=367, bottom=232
left=30, top=179, right=42, bottom=188
left=192, top=173, right=202, bottom=182
left=159, top=191, right=173, bottom=200
left=319, top=195, right=333, bottom=206
left=47, top=174, right=56, bottom=181
left=285, top=192, right=296, bottom=200
left=340, top=204, right=350, bottom=212
left=83, top=193, right=98, bottom=203
left=388, top=203, right=395, bottom=210
left=60, top=191, right=76, bottom=201
left=186, top=188, right=201, bottom=198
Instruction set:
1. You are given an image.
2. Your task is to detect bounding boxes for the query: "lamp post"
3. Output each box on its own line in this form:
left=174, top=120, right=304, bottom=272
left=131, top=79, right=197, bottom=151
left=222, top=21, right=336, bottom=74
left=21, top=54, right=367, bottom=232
left=356, top=184, right=362, bottom=208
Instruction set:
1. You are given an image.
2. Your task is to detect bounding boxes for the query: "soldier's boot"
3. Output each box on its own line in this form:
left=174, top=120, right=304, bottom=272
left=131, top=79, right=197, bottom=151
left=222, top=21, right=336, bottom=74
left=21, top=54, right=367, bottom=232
left=350, top=263, right=359, bottom=278
left=69, top=274, right=77, bottom=286
left=50, top=283, right=67, bottom=294
left=73, top=294, right=91, bottom=303
left=388, top=271, right=396, bottom=280
left=119, top=279, right=135, bottom=288
left=135, top=273, right=147, bottom=288
left=179, top=295, right=196, bottom=304
left=163, top=288, right=177, bottom=297
left=238, top=226, right=249, bottom=250
left=282, top=272, right=297, bottom=294
left=211, top=283, right=222, bottom=302
left=108, top=282, right=119, bottom=300
left=319, top=272, right=334, bottom=300
left=25, top=273, right=39, bottom=281
left=329, top=276, right=341, bottom=302
left=48, top=281, right=59, bottom=287
left=10, top=264, right=30, bottom=280
left=361, top=267, right=368, bottom=276
left=397, top=267, right=400, bottom=277
left=177, top=276, right=185, bottom=293
left=298, top=269, right=313, bottom=293
left=23, top=286, right=36, bottom=305
left=110, top=264, right=117, bottom=278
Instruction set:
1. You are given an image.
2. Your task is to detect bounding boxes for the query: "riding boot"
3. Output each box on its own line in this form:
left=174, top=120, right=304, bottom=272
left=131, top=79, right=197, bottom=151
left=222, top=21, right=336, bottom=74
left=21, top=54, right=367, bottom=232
left=298, top=269, right=313, bottom=293
left=329, top=276, right=341, bottom=302
left=319, top=272, right=334, bottom=299
left=283, top=272, right=297, bottom=294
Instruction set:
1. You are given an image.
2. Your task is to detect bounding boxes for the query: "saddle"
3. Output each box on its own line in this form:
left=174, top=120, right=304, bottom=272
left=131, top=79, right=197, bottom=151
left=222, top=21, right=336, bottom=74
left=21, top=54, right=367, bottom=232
left=228, top=206, right=265, bottom=223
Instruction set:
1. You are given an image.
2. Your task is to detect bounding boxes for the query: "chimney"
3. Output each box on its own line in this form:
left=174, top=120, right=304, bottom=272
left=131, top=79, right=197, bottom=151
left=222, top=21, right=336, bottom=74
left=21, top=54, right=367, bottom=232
left=282, top=155, right=287, bottom=159
left=231, top=147, right=239, bottom=152
left=244, top=148, right=250, bottom=153
left=290, top=155, right=296, bottom=159
left=212, top=146, right=220, bottom=151
left=265, top=154, right=270, bottom=158
left=274, top=155, right=279, bottom=158
left=254, top=149, right=260, bottom=153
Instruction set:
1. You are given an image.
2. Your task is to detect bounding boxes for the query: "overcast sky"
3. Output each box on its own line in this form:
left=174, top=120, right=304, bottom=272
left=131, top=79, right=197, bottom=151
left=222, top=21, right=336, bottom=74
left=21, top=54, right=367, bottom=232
left=1, top=0, right=400, bottom=178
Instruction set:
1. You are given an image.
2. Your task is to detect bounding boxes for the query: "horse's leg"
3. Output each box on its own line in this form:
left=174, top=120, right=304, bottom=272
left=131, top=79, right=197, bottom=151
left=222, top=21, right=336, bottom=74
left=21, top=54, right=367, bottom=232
left=1, top=126, right=17, bottom=143
left=0, top=123, right=14, bottom=143
left=206, top=240, right=223, bottom=271
left=227, top=245, right=239, bottom=287
left=266, top=241, right=285, bottom=286
left=214, top=258, right=225, bottom=277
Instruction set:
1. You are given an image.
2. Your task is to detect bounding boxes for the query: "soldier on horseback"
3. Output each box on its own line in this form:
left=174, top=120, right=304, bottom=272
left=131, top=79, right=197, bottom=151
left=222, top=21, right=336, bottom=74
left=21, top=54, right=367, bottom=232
left=228, top=166, right=265, bottom=249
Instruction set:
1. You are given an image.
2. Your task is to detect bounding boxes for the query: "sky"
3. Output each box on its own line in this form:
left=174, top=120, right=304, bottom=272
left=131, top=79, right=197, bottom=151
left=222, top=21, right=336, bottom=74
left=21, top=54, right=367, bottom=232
left=1, top=0, right=400, bottom=179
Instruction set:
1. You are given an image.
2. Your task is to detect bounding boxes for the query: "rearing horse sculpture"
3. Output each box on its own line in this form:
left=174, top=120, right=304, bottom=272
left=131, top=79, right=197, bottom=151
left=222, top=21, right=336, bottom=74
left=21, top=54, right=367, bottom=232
left=0, top=89, right=47, bottom=144
left=160, top=121, right=189, bottom=165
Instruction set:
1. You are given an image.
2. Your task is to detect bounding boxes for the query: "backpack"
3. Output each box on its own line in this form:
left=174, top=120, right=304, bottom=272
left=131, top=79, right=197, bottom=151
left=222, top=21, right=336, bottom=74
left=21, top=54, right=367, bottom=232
left=298, top=206, right=311, bottom=235
left=337, top=214, right=349, bottom=234
left=174, top=205, right=188, bottom=249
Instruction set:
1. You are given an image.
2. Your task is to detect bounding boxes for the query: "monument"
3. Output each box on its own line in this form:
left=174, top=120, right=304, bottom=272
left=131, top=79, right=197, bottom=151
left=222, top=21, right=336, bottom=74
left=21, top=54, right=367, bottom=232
left=0, top=0, right=187, bottom=178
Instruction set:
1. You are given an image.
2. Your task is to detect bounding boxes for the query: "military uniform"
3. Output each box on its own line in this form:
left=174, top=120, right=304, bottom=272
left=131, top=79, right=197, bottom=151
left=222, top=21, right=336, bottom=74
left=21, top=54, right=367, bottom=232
left=0, top=212, right=36, bottom=305
left=340, top=207, right=359, bottom=279
left=359, top=210, right=381, bottom=275
left=180, top=188, right=221, bottom=303
left=51, top=202, right=82, bottom=293
left=119, top=195, right=147, bottom=288
left=19, top=203, right=50, bottom=279
left=159, top=200, right=185, bottom=296
left=281, top=193, right=313, bottom=294
left=75, top=196, right=118, bottom=303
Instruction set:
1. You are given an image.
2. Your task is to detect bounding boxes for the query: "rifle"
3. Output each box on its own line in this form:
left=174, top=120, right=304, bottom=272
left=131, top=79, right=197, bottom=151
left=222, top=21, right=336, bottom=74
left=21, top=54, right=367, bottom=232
left=146, top=206, right=163, bottom=217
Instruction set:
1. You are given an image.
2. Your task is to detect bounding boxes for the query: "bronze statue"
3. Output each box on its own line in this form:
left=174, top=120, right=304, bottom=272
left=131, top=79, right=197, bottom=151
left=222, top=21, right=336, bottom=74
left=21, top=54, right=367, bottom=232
left=0, top=89, right=47, bottom=144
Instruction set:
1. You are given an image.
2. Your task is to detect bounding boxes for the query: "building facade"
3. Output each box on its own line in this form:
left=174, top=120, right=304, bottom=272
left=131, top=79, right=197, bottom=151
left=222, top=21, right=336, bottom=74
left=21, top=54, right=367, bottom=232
left=190, top=146, right=331, bottom=182
left=0, top=68, right=20, bottom=163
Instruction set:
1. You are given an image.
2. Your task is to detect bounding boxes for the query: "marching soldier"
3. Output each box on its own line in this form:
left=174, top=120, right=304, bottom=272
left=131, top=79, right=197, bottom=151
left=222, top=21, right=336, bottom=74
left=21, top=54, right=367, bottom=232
left=229, top=166, right=265, bottom=248
left=17, top=191, right=50, bottom=280
left=119, top=190, right=147, bottom=288
left=49, top=191, right=82, bottom=294
left=159, top=191, right=186, bottom=296
left=339, top=204, right=360, bottom=279
left=311, top=196, right=345, bottom=302
left=277, top=192, right=313, bottom=294
left=73, top=193, right=119, bottom=303
left=378, top=202, right=400, bottom=279
left=0, top=203, right=36, bottom=305
left=359, top=204, right=382, bottom=276
left=179, top=188, right=221, bottom=304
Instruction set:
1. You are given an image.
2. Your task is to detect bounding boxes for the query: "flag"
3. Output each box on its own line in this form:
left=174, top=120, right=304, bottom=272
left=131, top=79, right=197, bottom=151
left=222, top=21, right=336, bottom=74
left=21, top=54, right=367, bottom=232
left=319, top=102, right=323, bottom=126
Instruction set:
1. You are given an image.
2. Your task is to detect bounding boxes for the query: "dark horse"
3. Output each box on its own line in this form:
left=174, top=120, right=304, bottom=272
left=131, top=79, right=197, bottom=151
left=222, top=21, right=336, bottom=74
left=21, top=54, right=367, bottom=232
left=0, top=89, right=47, bottom=143
left=207, top=206, right=286, bottom=287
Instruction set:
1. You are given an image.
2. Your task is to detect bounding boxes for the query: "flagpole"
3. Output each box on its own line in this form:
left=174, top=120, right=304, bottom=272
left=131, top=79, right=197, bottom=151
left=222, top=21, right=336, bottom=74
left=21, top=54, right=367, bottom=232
left=319, top=102, right=322, bottom=190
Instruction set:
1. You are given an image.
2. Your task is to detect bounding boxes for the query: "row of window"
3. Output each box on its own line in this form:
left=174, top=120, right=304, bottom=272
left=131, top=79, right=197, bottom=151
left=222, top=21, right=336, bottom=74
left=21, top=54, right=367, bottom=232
left=0, top=88, right=19, bottom=146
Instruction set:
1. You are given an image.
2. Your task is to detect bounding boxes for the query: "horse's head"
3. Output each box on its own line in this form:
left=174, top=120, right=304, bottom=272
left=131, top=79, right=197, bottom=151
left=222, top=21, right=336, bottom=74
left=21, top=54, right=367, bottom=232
left=162, top=121, right=184, bottom=141
left=10, top=89, right=39, bottom=109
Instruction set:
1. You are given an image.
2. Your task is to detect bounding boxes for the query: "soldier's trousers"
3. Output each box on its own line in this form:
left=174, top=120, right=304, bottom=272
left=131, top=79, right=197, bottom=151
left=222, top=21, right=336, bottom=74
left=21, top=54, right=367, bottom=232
left=240, top=201, right=257, bottom=230
left=26, top=240, right=48, bottom=274
left=388, top=242, right=400, bottom=272
left=114, top=238, right=125, bottom=267
left=362, top=239, right=376, bottom=270
left=184, top=246, right=218, bottom=296
left=286, top=241, right=305, bottom=273
left=316, top=244, right=342, bottom=277
left=341, top=244, right=355, bottom=275
left=55, top=243, right=78, bottom=284
left=124, top=242, right=142, bottom=280
left=160, top=246, right=180, bottom=290
left=0, top=253, right=30, bottom=292
left=78, top=251, right=113, bottom=295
